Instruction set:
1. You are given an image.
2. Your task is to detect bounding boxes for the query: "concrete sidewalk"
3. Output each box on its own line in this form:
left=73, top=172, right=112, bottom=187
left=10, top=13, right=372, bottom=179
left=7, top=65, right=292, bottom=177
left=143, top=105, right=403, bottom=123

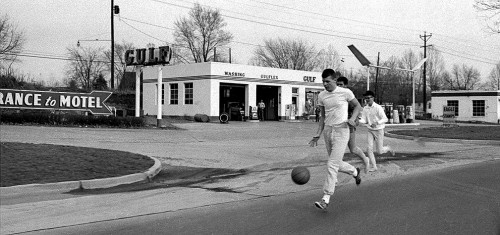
left=1, top=121, right=499, bottom=234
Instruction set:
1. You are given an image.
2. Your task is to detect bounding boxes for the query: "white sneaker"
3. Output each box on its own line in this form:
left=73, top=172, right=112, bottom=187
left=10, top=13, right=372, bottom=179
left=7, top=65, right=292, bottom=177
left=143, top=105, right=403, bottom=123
left=314, top=199, right=328, bottom=210
left=389, top=147, right=396, bottom=157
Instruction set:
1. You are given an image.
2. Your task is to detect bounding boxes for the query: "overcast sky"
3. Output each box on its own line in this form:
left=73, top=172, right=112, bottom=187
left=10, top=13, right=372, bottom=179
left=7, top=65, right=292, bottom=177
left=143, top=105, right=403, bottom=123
left=3, top=0, right=500, bottom=85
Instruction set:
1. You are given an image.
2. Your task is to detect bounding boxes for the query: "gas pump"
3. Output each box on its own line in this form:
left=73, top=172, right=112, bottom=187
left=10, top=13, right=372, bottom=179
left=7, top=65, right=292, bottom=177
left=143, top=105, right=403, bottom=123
left=249, top=106, right=258, bottom=120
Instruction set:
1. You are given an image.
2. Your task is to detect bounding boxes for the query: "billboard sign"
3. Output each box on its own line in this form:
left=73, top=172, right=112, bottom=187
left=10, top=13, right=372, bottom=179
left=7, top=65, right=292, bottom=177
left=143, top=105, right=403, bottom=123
left=0, top=89, right=113, bottom=115
left=442, top=106, right=457, bottom=126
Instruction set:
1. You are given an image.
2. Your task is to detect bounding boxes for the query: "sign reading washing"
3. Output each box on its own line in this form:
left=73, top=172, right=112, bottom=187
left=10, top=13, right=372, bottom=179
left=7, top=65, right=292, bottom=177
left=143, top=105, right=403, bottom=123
left=224, top=71, right=245, bottom=77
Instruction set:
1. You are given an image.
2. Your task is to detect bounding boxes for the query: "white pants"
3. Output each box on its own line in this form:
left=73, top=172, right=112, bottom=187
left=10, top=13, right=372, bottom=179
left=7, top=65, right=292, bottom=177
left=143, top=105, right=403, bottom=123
left=367, top=128, right=391, bottom=157
left=323, top=124, right=357, bottom=195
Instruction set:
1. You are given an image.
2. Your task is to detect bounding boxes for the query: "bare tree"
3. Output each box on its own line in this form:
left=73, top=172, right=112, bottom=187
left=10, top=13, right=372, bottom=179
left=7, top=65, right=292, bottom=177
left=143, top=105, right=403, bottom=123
left=314, top=44, right=343, bottom=72
left=445, top=64, right=481, bottom=90
left=104, top=40, right=134, bottom=89
left=250, top=38, right=318, bottom=71
left=174, top=3, right=233, bottom=63
left=426, top=47, right=446, bottom=91
left=66, top=46, right=107, bottom=91
left=0, top=14, right=25, bottom=73
left=461, top=64, right=482, bottom=90
left=396, top=50, right=420, bottom=104
left=442, top=71, right=452, bottom=89
left=378, top=56, right=404, bottom=104
left=474, top=0, right=500, bottom=33
left=486, top=61, right=500, bottom=90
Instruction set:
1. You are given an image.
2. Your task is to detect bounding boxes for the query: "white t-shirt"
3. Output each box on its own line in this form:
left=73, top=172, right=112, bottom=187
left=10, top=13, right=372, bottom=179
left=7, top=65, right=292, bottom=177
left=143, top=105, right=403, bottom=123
left=318, top=87, right=355, bottom=126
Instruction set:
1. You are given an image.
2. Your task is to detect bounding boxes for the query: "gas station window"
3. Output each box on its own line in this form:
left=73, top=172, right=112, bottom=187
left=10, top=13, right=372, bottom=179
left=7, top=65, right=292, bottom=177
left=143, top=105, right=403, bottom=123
left=156, top=84, right=165, bottom=105
left=472, top=100, right=485, bottom=116
left=447, top=100, right=458, bottom=116
left=162, top=84, right=164, bottom=104
left=185, top=83, right=193, bottom=105
left=170, top=83, right=178, bottom=105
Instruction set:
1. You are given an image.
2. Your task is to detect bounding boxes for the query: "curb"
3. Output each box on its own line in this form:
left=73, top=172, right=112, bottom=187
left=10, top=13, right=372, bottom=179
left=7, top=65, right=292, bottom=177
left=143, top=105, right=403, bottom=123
left=385, top=132, right=500, bottom=146
left=385, top=123, right=421, bottom=127
left=0, top=156, right=162, bottom=196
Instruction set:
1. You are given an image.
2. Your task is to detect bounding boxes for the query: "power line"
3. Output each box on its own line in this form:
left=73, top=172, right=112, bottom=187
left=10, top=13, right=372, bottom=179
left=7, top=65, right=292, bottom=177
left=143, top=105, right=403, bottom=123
left=433, top=47, right=499, bottom=65
left=245, top=0, right=423, bottom=34
left=172, top=0, right=419, bottom=45
left=119, top=18, right=168, bottom=44
left=435, top=44, right=498, bottom=63
left=120, top=16, right=175, bottom=31
left=78, top=32, right=110, bottom=41
left=432, top=32, right=500, bottom=51
left=117, top=13, right=500, bottom=66
left=152, top=0, right=421, bottom=47
left=152, top=0, right=500, bottom=64
left=432, top=37, right=500, bottom=54
left=118, top=15, right=375, bottom=59
left=4, top=52, right=112, bottom=64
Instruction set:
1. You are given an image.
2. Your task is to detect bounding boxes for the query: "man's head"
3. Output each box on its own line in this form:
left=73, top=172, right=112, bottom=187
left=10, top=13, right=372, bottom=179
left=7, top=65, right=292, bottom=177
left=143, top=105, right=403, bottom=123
left=336, top=76, right=348, bottom=87
left=321, top=69, right=340, bottom=92
left=363, top=90, right=376, bottom=106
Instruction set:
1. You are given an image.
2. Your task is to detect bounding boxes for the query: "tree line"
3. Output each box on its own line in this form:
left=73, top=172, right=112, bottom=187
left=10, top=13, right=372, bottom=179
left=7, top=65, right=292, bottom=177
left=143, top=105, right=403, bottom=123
left=1, top=3, right=499, bottom=106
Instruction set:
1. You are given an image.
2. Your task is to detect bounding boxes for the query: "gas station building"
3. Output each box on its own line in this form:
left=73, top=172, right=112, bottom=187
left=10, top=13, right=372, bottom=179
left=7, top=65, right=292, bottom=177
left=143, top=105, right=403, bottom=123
left=140, top=62, right=324, bottom=121
left=430, top=90, right=500, bottom=124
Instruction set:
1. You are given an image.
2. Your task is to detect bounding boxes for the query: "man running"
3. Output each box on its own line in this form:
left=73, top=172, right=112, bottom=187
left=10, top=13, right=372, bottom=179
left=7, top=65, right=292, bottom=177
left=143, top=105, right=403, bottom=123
left=309, top=69, right=363, bottom=210
left=336, top=76, right=370, bottom=173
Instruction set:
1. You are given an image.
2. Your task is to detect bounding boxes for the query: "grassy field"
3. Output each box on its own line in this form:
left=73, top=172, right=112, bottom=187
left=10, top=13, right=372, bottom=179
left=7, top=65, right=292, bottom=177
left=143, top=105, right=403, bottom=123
left=389, top=126, right=500, bottom=140
left=0, top=142, right=154, bottom=187
left=1, top=124, right=498, bottom=187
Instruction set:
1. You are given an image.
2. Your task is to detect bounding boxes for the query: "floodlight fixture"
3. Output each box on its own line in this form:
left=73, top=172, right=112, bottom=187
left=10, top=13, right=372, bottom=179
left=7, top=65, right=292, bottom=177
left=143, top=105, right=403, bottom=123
left=347, top=45, right=371, bottom=66
left=347, top=45, right=428, bottom=122
left=411, top=58, right=427, bottom=72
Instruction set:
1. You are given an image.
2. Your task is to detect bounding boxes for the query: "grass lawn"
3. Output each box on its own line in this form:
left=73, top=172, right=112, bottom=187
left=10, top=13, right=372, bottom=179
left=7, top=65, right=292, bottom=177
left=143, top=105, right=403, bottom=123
left=388, top=126, right=500, bottom=140
left=1, top=125, right=498, bottom=188
left=0, top=142, right=154, bottom=187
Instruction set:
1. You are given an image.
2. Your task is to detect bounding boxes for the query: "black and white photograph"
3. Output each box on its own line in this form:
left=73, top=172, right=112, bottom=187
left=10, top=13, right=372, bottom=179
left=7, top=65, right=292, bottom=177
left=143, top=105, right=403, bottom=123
left=1, top=1, right=499, bottom=234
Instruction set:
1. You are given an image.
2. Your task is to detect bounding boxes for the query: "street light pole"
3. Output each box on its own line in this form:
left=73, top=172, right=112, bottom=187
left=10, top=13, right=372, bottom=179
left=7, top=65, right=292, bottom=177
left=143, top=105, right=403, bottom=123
left=366, top=66, right=370, bottom=91
left=111, top=0, right=115, bottom=89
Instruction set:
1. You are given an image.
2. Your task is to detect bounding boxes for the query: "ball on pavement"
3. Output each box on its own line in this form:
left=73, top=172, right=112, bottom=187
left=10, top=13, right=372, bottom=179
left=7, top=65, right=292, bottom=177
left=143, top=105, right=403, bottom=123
left=291, top=166, right=310, bottom=185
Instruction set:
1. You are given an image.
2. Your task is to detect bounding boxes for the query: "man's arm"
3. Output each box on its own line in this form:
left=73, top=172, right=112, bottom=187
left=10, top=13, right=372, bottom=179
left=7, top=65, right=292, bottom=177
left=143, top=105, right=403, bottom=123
left=347, top=98, right=362, bottom=126
left=309, top=106, right=325, bottom=147
left=377, top=105, right=388, bottom=125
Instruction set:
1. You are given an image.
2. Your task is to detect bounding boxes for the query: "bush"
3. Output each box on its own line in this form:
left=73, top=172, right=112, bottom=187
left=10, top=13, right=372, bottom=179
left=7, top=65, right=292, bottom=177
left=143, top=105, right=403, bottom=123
left=0, top=109, right=145, bottom=128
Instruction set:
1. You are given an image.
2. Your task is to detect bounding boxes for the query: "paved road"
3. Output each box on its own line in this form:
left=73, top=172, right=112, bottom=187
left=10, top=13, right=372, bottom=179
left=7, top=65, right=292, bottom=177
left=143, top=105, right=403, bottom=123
left=22, top=160, right=500, bottom=235
left=1, top=120, right=499, bottom=234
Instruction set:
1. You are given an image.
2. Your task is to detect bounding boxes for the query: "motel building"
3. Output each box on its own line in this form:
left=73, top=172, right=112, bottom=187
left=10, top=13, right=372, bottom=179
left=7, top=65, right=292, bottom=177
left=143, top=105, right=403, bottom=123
left=140, top=62, right=324, bottom=122
left=430, top=90, right=500, bottom=124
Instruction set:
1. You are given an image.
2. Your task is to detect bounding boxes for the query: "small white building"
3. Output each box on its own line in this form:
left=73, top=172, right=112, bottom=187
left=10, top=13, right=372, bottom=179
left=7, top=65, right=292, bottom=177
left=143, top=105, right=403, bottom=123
left=431, top=90, right=500, bottom=123
left=141, top=62, right=324, bottom=121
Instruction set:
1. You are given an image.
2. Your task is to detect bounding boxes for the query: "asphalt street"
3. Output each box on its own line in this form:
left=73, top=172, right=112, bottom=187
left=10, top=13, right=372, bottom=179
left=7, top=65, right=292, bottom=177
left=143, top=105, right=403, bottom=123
left=21, top=160, right=500, bottom=235
left=1, top=120, right=499, bottom=234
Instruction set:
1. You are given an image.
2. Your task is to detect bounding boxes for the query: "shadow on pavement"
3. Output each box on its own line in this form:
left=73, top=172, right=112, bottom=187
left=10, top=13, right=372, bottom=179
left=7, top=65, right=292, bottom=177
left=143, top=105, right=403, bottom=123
left=66, top=152, right=449, bottom=196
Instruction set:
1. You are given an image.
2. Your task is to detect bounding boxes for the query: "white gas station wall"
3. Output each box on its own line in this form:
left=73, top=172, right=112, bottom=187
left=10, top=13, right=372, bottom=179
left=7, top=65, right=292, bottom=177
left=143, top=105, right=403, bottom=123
left=140, top=62, right=324, bottom=120
left=280, top=85, right=293, bottom=117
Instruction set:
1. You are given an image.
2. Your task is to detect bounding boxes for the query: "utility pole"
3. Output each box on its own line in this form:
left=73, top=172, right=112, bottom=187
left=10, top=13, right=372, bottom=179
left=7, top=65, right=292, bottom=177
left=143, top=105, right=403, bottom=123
left=214, top=47, right=217, bottom=62
left=375, top=52, right=380, bottom=103
left=420, top=32, right=432, bottom=113
left=111, top=0, right=115, bottom=89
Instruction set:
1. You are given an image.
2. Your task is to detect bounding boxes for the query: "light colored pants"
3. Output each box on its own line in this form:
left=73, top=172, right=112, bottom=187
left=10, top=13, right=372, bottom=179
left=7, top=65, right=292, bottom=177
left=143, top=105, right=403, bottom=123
left=367, top=128, right=391, bottom=157
left=323, top=124, right=357, bottom=195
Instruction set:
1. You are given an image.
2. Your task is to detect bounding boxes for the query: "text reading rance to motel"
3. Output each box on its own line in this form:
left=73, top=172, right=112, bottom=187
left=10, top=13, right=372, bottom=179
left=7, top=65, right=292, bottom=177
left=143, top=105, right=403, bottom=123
left=0, top=89, right=112, bottom=115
